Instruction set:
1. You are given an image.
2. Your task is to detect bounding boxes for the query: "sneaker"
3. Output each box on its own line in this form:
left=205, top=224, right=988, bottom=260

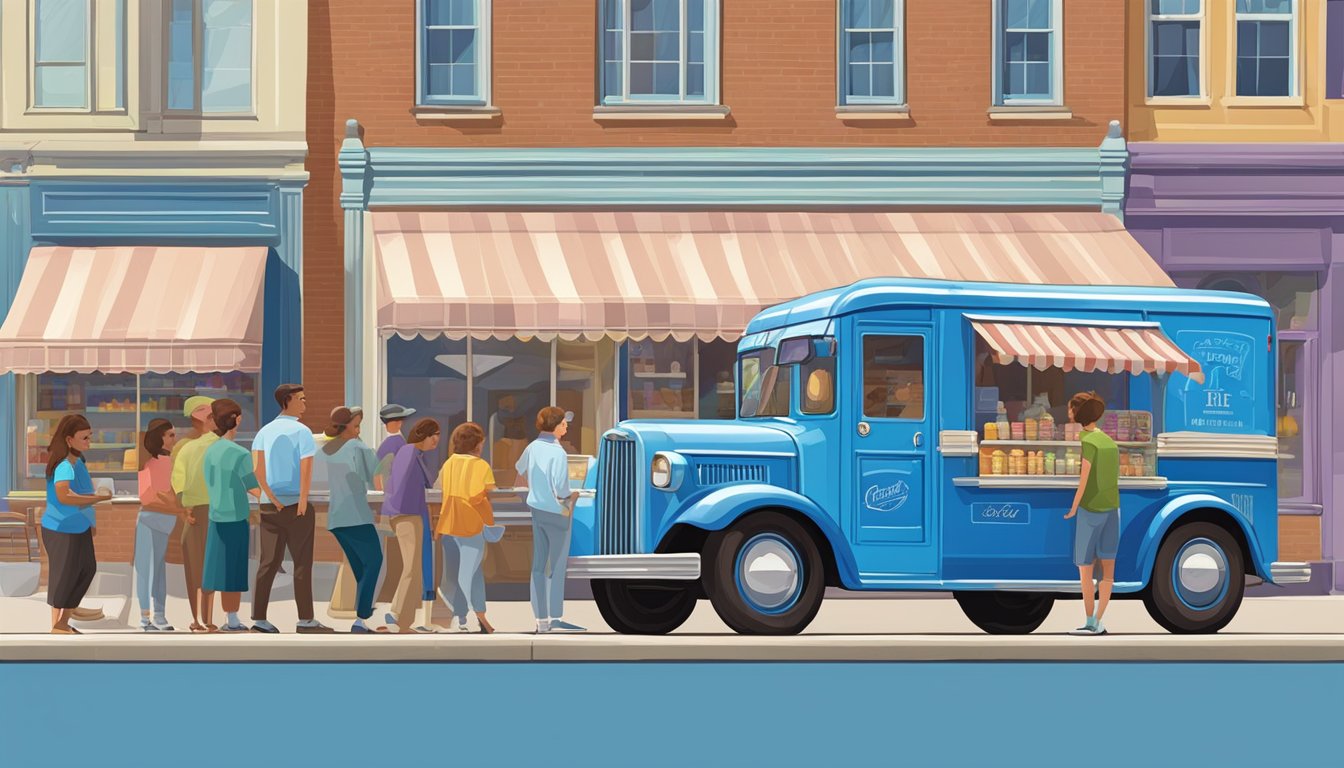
left=220, top=622, right=250, bottom=633
left=550, top=619, right=586, bottom=633
left=140, top=619, right=160, bottom=632
left=1092, top=621, right=1108, bottom=636
left=384, top=612, right=398, bottom=626
left=152, top=618, right=175, bottom=632
left=535, top=620, right=551, bottom=634
left=296, top=621, right=336, bottom=634
left=456, top=622, right=469, bottom=633
left=250, top=621, right=280, bottom=634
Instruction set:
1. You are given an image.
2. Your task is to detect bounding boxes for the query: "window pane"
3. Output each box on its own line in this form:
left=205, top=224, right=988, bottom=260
left=630, top=62, right=654, bottom=93
left=425, top=0, right=454, bottom=26
left=1025, top=31, right=1050, bottom=62
left=628, top=340, right=694, bottom=417
left=631, top=32, right=655, bottom=60
left=1277, top=341, right=1307, bottom=499
left=687, top=62, right=704, bottom=96
left=451, top=28, right=477, bottom=65
left=654, top=31, right=679, bottom=60
left=1263, top=273, right=1318, bottom=331
left=1257, top=56, right=1290, bottom=95
left=697, top=340, right=738, bottom=419
left=1154, top=19, right=1198, bottom=55
left=1236, top=56, right=1259, bottom=95
left=689, top=0, right=706, bottom=31
left=863, top=335, right=924, bottom=420
left=604, top=31, right=623, bottom=61
left=872, top=0, right=894, bottom=28
left=36, top=0, right=87, bottom=63
left=114, top=0, right=126, bottom=108
left=653, top=62, right=679, bottom=94
left=1005, top=31, right=1026, bottom=61
left=1153, top=53, right=1199, bottom=96
left=1237, top=20, right=1259, bottom=56
left=850, top=31, right=872, bottom=63
left=1003, top=0, right=1031, bottom=29
left=800, top=355, right=837, bottom=415
left=870, top=31, right=894, bottom=63
left=471, top=339, right=551, bottom=482
left=557, top=341, right=613, bottom=458
left=428, top=63, right=452, bottom=94
left=603, top=62, right=622, bottom=98
left=632, top=0, right=655, bottom=29
left=451, top=64, right=476, bottom=96
left=688, top=31, right=704, bottom=63
left=1005, top=62, right=1026, bottom=95
left=201, top=0, right=253, bottom=113
left=848, top=63, right=871, bottom=97
left=35, top=65, right=87, bottom=108
left=871, top=61, right=895, bottom=97
left=847, top=0, right=872, bottom=28
left=1025, top=62, right=1051, bottom=96
left=450, top=0, right=476, bottom=26
left=652, top=0, right=679, bottom=29
left=426, top=28, right=452, bottom=64
left=1238, top=0, right=1291, bottom=13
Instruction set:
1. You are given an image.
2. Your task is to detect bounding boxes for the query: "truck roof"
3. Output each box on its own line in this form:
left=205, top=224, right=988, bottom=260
left=743, top=277, right=1274, bottom=336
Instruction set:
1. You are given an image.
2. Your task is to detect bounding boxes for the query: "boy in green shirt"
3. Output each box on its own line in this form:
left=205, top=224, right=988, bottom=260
left=200, top=400, right=261, bottom=632
left=1063, top=392, right=1120, bottom=636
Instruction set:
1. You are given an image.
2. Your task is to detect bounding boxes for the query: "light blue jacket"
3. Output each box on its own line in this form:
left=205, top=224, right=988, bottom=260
left=515, top=433, right=570, bottom=516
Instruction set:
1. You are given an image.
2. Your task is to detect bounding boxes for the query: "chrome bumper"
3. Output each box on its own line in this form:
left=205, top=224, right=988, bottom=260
left=1269, top=561, right=1313, bottom=585
left=567, top=554, right=701, bottom=581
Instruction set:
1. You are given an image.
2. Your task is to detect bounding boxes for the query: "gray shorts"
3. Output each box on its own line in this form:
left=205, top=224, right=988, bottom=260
left=1074, top=509, right=1120, bottom=565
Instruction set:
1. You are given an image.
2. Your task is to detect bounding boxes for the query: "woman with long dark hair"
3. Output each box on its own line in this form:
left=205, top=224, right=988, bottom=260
left=43, top=414, right=112, bottom=634
left=382, top=418, right=440, bottom=633
left=135, top=418, right=190, bottom=631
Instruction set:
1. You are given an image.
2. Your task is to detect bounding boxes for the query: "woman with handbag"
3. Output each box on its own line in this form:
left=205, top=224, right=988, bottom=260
left=434, top=422, right=499, bottom=634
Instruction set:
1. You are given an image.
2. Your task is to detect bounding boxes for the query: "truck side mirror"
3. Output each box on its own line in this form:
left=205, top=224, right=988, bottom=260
left=778, top=337, right=815, bottom=366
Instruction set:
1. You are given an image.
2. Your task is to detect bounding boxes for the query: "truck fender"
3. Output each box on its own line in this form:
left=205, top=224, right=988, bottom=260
left=1133, top=494, right=1270, bottom=586
left=661, top=483, right=860, bottom=587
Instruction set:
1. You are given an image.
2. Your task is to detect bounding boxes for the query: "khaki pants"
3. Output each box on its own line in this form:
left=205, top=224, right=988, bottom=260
left=388, top=516, right=423, bottom=631
left=180, top=506, right=210, bottom=621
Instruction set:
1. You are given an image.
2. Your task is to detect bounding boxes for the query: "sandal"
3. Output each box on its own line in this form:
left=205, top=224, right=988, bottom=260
left=51, top=626, right=80, bottom=635
left=189, top=623, right=209, bottom=633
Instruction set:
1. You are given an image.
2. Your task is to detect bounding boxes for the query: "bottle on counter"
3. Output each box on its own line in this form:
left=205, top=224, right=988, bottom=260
left=1039, top=412, right=1055, bottom=441
left=984, top=421, right=998, bottom=441
left=1044, top=451, right=1056, bottom=475
left=995, top=402, right=1010, bottom=442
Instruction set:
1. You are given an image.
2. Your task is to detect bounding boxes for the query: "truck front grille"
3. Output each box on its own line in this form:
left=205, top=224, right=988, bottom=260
left=598, top=436, right=639, bottom=555
left=696, top=461, right=767, bottom=486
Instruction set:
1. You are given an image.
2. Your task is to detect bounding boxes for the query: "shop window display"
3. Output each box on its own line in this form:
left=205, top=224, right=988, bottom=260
left=471, top=338, right=552, bottom=486
left=17, top=371, right=259, bottom=493
left=385, top=335, right=470, bottom=471
left=627, top=339, right=694, bottom=418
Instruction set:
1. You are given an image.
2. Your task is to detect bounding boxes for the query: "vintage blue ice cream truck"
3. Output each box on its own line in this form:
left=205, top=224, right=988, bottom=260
left=564, top=277, right=1312, bottom=635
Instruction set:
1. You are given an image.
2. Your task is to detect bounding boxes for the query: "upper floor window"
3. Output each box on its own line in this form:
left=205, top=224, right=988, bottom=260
left=1235, top=0, right=1295, bottom=97
left=839, top=0, right=904, bottom=105
left=31, top=0, right=126, bottom=111
left=992, top=0, right=1062, bottom=105
left=601, top=0, right=719, bottom=105
left=417, top=0, right=491, bottom=106
left=167, top=0, right=254, bottom=114
left=1148, top=0, right=1203, bottom=98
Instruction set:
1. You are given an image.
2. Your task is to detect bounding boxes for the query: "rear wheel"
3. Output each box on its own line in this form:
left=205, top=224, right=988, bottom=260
left=703, top=512, right=826, bottom=635
left=954, top=591, right=1055, bottom=634
left=592, top=579, right=697, bottom=635
left=1143, top=522, right=1245, bottom=634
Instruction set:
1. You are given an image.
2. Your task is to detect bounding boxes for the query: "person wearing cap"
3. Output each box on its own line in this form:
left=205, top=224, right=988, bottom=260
left=375, top=404, right=416, bottom=490
left=516, top=407, right=583, bottom=633
left=317, top=406, right=388, bottom=633
left=250, top=384, right=333, bottom=634
left=171, top=395, right=218, bottom=632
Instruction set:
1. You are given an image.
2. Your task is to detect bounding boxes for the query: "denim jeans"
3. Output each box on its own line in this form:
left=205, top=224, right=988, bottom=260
left=331, top=524, right=384, bottom=621
left=440, top=534, right=487, bottom=618
left=134, top=512, right=175, bottom=619
left=530, top=511, right=571, bottom=621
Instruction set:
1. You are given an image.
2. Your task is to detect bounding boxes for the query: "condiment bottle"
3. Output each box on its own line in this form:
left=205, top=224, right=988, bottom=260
left=995, top=402, right=1010, bottom=442
left=984, top=422, right=998, bottom=441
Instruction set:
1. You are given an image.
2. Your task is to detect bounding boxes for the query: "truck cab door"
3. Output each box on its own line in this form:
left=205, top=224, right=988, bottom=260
left=846, top=319, right=938, bottom=577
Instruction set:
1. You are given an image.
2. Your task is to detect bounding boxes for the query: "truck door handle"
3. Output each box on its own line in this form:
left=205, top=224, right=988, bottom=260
left=913, top=432, right=923, bottom=448
left=857, top=421, right=871, bottom=437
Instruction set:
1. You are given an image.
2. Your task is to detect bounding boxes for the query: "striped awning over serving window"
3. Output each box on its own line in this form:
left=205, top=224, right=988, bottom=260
left=0, top=246, right=267, bottom=374
left=373, top=210, right=1174, bottom=343
left=971, top=319, right=1205, bottom=383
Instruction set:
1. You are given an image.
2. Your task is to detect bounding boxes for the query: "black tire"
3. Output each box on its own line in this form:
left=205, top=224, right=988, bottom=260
left=1143, top=521, right=1245, bottom=634
left=703, top=512, right=826, bottom=635
left=592, top=579, right=697, bottom=635
left=953, top=591, right=1055, bottom=635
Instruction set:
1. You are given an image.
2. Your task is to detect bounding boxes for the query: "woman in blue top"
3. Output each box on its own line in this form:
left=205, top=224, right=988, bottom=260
left=43, top=414, right=112, bottom=634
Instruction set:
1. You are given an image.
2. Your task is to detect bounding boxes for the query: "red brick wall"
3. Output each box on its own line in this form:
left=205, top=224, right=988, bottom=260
left=1278, top=515, right=1321, bottom=563
left=303, top=0, right=1126, bottom=407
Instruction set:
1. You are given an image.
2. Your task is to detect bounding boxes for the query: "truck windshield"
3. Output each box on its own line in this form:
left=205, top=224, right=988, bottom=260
left=739, top=348, right=791, bottom=418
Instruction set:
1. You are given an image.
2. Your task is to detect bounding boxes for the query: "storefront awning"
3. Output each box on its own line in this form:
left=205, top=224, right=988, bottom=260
left=0, top=246, right=267, bottom=374
left=373, top=211, right=1173, bottom=343
left=971, top=318, right=1205, bottom=383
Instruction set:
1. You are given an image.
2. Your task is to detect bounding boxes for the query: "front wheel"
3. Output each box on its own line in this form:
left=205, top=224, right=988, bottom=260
left=954, top=591, right=1055, bottom=634
left=1143, top=522, right=1245, bottom=634
left=592, top=579, right=697, bottom=635
left=703, top=512, right=826, bottom=635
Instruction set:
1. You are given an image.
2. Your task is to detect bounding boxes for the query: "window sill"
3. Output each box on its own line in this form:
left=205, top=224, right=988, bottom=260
left=1223, top=96, right=1306, bottom=108
left=987, top=106, right=1073, bottom=121
left=836, top=105, right=911, bottom=121
left=593, top=105, right=731, bottom=122
left=1144, top=96, right=1213, bottom=108
left=411, top=106, right=502, bottom=122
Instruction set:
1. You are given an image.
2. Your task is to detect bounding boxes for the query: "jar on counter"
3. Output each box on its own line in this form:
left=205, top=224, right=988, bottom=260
left=991, top=450, right=1006, bottom=475
left=1044, top=451, right=1056, bottom=475
left=979, top=451, right=993, bottom=475
left=1039, top=412, right=1056, bottom=441
left=1055, top=458, right=1067, bottom=475
left=1024, top=418, right=1038, bottom=441
left=984, top=422, right=998, bottom=441
left=1011, top=422, right=1025, bottom=441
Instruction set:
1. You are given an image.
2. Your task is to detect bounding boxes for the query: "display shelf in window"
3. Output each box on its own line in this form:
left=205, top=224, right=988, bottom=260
left=977, top=442, right=1157, bottom=479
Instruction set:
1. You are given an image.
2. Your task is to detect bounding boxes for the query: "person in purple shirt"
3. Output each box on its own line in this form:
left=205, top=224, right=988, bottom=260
left=382, top=418, right=439, bottom=633
left=374, top=404, right=416, bottom=490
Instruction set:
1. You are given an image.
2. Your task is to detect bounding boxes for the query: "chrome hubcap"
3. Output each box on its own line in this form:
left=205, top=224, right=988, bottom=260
left=1174, top=539, right=1229, bottom=610
left=737, top=534, right=801, bottom=611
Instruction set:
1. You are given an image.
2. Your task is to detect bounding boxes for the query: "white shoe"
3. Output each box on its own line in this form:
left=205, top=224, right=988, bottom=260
left=535, top=620, right=551, bottom=634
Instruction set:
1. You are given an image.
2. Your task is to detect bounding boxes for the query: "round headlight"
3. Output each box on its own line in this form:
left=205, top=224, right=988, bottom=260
left=651, top=454, right=672, bottom=488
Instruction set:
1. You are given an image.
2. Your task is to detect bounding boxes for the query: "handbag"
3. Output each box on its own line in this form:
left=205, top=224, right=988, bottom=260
left=482, top=524, right=505, bottom=544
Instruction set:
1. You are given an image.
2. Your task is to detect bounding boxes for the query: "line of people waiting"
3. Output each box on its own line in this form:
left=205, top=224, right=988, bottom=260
left=40, top=385, right=585, bottom=635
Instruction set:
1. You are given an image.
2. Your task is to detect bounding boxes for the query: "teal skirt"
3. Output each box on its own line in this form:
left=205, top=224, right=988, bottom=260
left=203, top=520, right=250, bottom=592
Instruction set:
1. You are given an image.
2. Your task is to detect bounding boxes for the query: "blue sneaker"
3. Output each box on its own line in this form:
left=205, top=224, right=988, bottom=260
left=152, top=617, right=175, bottom=632
left=140, top=618, right=160, bottom=632
left=220, top=622, right=250, bottom=633
left=549, top=620, right=587, bottom=633
left=250, top=620, right=279, bottom=634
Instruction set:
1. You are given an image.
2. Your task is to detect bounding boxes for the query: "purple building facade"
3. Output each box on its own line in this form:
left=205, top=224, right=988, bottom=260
left=1126, top=143, right=1344, bottom=594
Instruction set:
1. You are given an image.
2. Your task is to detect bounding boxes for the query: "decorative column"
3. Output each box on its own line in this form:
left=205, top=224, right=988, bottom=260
left=0, top=172, right=33, bottom=502
left=1098, top=120, right=1127, bottom=221
left=338, top=119, right=370, bottom=407
left=262, top=180, right=306, bottom=422
left=1325, top=244, right=1343, bottom=592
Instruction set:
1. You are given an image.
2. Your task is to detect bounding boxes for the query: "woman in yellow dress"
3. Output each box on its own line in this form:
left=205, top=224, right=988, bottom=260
left=434, top=422, right=498, bottom=634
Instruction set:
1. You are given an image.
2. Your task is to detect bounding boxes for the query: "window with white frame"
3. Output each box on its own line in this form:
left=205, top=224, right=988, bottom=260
left=993, top=0, right=1062, bottom=106
left=600, top=0, right=718, bottom=104
left=839, top=0, right=904, bottom=105
left=30, top=0, right=126, bottom=111
left=166, top=0, right=254, bottom=114
left=418, top=0, right=490, bottom=105
left=1148, top=0, right=1203, bottom=98
left=1235, top=0, right=1295, bottom=97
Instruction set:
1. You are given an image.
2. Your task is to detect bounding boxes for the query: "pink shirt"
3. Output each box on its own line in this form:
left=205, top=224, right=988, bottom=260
left=139, top=455, right=174, bottom=510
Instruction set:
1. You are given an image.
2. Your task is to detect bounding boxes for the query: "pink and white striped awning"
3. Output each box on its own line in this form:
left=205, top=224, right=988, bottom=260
left=971, top=319, right=1205, bottom=382
left=373, top=210, right=1173, bottom=343
left=0, top=246, right=267, bottom=374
